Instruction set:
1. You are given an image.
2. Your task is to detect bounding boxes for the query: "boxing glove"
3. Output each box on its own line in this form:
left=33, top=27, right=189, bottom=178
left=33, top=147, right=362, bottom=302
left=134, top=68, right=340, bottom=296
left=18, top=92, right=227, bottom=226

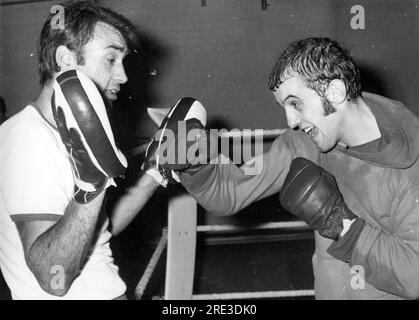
left=279, top=157, right=357, bottom=240
left=142, top=97, right=211, bottom=185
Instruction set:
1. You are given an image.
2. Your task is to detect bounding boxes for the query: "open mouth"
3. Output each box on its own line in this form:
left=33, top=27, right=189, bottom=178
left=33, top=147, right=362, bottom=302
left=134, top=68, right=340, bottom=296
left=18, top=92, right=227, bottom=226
left=105, top=89, right=119, bottom=100
left=302, top=126, right=316, bottom=138
left=301, top=126, right=319, bottom=139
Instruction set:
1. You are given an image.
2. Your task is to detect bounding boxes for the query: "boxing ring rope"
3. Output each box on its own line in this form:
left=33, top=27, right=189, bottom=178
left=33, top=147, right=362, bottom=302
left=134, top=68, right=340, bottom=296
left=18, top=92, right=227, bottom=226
left=197, top=221, right=308, bottom=232
left=192, top=289, right=315, bottom=300
left=134, top=229, right=168, bottom=300
left=219, top=128, right=286, bottom=138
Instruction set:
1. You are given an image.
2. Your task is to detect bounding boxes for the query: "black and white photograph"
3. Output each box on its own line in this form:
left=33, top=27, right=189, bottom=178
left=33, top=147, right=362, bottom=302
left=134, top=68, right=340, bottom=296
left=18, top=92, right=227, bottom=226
left=1, top=0, right=419, bottom=309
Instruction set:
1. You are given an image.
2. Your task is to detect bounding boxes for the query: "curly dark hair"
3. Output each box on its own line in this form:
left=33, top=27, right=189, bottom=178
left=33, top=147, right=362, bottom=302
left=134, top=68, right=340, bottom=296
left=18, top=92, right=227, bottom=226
left=38, top=0, right=139, bottom=86
left=268, top=37, right=362, bottom=102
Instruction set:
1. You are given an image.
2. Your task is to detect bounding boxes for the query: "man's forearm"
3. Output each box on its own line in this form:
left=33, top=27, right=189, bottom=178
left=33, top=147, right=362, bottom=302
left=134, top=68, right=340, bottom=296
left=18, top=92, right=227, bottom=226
left=110, top=173, right=160, bottom=236
left=25, top=192, right=105, bottom=296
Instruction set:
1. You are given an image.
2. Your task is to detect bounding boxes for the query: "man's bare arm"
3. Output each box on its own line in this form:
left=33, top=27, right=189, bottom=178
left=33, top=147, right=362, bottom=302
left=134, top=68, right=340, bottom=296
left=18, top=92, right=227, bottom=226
left=110, top=173, right=160, bottom=237
left=15, top=191, right=105, bottom=296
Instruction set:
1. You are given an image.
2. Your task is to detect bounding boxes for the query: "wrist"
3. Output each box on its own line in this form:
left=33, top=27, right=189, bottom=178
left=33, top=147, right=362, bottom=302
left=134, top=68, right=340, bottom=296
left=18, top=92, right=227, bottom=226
left=145, top=168, right=168, bottom=187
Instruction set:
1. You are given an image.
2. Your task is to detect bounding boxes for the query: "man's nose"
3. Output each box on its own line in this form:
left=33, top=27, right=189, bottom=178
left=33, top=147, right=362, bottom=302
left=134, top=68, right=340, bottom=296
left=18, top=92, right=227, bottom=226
left=114, top=64, right=128, bottom=84
left=286, top=109, right=300, bottom=129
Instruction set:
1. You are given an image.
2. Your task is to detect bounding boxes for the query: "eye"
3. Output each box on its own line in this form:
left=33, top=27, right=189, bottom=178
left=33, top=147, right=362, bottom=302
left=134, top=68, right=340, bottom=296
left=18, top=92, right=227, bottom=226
left=290, top=101, right=302, bottom=110
left=107, top=57, right=116, bottom=65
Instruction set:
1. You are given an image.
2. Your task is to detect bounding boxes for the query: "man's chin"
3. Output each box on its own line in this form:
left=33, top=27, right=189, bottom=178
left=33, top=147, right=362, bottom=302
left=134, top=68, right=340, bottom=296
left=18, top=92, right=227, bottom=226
left=103, top=94, right=116, bottom=108
left=105, top=92, right=118, bottom=101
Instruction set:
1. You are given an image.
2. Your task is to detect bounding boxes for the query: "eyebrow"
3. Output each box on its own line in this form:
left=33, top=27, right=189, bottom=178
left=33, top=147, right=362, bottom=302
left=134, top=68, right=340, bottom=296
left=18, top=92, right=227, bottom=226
left=105, top=44, right=127, bottom=53
left=281, top=95, right=299, bottom=105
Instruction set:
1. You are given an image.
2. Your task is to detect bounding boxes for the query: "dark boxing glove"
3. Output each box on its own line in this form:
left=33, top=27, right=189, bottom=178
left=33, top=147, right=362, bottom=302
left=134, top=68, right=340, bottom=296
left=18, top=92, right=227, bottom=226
left=142, top=97, right=211, bottom=186
left=279, top=157, right=357, bottom=240
left=52, top=70, right=127, bottom=203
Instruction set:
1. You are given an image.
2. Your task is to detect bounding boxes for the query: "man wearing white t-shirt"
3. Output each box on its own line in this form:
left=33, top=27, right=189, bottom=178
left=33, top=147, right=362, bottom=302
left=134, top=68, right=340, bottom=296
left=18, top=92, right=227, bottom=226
left=0, top=1, right=161, bottom=299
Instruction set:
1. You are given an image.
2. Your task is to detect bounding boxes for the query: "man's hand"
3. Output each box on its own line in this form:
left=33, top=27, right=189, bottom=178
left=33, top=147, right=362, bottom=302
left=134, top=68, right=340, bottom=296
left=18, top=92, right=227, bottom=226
left=279, top=157, right=357, bottom=240
left=142, top=97, right=210, bottom=186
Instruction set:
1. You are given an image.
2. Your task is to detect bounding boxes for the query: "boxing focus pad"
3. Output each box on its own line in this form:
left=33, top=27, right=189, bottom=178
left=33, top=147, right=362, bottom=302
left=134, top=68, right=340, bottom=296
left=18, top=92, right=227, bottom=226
left=279, top=157, right=357, bottom=240
left=52, top=69, right=127, bottom=203
left=142, top=97, right=210, bottom=186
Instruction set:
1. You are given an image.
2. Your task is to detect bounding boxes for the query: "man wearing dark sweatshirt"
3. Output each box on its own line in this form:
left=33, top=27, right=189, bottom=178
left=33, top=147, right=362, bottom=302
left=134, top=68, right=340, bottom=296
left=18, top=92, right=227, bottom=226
left=168, top=37, right=419, bottom=299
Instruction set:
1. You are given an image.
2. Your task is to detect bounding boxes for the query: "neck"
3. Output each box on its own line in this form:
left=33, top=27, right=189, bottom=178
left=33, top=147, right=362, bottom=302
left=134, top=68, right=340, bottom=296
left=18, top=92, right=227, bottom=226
left=33, top=81, right=56, bottom=128
left=339, top=97, right=381, bottom=147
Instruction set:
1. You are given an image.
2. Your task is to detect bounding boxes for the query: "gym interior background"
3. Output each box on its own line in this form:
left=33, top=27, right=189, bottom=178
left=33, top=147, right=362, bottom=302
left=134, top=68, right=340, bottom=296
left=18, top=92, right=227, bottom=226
left=1, top=0, right=419, bottom=299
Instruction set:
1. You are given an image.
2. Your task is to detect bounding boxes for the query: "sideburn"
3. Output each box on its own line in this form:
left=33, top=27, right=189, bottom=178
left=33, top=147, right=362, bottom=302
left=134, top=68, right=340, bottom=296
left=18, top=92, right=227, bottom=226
left=76, top=49, right=86, bottom=65
left=322, top=98, right=337, bottom=116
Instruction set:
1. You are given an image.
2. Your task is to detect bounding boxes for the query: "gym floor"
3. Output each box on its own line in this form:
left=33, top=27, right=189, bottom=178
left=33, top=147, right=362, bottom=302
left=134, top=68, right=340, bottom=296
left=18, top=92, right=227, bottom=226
left=0, top=190, right=315, bottom=300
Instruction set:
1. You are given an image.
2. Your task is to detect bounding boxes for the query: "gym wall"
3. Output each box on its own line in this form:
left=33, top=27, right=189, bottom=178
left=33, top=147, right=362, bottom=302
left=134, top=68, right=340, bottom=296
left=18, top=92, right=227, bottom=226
left=1, top=0, right=418, bottom=138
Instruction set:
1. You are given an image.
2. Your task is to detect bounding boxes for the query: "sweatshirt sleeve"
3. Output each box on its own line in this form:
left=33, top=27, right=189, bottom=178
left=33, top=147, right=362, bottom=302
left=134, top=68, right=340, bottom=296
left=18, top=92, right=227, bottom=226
left=179, top=130, right=318, bottom=216
left=328, top=181, right=419, bottom=299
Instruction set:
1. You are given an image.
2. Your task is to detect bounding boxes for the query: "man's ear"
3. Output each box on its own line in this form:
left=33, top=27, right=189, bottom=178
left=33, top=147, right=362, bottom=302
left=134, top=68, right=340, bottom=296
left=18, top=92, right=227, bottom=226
left=325, top=79, right=347, bottom=104
left=55, top=45, right=77, bottom=72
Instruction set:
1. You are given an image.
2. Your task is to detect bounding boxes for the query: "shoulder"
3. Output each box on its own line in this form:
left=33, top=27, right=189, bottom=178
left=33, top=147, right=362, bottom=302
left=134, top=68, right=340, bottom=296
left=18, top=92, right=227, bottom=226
left=0, top=107, right=74, bottom=214
left=364, top=92, right=419, bottom=124
left=0, top=105, right=68, bottom=175
left=272, top=128, right=320, bottom=160
left=1, top=105, right=61, bottom=152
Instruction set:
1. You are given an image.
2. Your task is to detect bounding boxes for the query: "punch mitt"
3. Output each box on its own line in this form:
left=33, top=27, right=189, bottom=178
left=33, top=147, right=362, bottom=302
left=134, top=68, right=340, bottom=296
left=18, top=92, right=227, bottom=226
left=52, top=69, right=127, bottom=203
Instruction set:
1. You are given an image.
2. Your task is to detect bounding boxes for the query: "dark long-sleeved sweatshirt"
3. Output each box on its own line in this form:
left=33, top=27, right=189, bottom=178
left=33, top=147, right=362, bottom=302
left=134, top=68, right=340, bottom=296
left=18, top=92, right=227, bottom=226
left=180, top=92, right=419, bottom=299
